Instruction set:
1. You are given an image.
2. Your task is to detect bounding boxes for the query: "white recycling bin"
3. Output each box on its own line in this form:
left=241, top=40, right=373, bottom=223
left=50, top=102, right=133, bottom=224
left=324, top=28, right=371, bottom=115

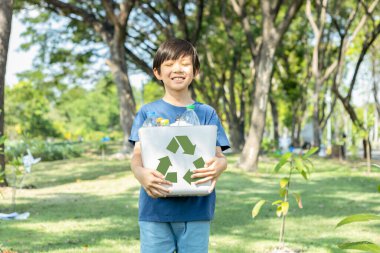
left=138, top=125, right=217, bottom=196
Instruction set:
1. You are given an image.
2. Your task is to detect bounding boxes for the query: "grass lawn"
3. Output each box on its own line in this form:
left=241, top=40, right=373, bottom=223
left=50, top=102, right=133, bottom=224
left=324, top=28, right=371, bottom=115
left=0, top=152, right=379, bottom=253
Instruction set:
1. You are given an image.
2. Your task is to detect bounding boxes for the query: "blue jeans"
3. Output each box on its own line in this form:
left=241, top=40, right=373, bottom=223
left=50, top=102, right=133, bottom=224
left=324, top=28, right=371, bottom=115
left=139, top=221, right=210, bottom=253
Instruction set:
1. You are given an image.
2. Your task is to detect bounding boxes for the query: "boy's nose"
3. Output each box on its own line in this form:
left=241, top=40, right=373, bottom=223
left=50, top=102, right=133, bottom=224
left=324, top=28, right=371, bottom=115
left=172, top=63, right=183, bottom=73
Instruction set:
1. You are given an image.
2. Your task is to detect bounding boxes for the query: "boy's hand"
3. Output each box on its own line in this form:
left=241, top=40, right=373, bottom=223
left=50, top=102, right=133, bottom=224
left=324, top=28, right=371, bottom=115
left=131, top=142, right=172, bottom=199
left=191, top=147, right=227, bottom=193
left=140, top=168, right=172, bottom=198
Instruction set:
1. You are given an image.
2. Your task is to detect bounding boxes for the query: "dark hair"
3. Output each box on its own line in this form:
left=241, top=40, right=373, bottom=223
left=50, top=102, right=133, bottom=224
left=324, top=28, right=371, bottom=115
left=153, top=38, right=200, bottom=75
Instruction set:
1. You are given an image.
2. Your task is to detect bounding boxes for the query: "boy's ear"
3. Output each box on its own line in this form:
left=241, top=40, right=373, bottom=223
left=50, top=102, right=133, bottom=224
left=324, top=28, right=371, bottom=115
left=153, top=68, right=162, bottom=80
left=194, top=69, right=200, bottom=80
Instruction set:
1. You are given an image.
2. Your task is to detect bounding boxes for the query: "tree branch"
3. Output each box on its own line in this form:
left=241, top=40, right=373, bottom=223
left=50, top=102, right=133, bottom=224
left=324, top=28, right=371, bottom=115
left=346, top=22, right=380, bottom=101
left=168, top=0, right=189, bottom=40
left=119, top=0, right=135, bottom=27
left=272, top=0, right=284, bottom=19
left=125, top=46, right=154, bottom=79
left=306, top=0, right=319, bottom=35
left=101, top=0, right=119, bottom=27
left=42, top=0, right=111, bottom=42
left=275, top=0, right=303, bottom=41
left=191, top=0, right=204, bottom=45
left=230, top=0, right=257, bottom=59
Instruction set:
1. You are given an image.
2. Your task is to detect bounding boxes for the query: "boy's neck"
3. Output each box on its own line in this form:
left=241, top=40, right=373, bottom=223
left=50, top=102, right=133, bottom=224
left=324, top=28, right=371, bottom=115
left=162, top=90, right=194, bottom=107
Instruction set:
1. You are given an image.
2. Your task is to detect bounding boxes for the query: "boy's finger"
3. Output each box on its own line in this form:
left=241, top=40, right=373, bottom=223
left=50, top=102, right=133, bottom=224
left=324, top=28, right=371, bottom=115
left=192, top=168, right=212, bottom=173
left=194, top=176, right=213, bottom=185
left=147, top=189, right=158, bottom=199
left=152, top=170, right=165, bottom=179
left=208, top=180, right=217, bottom=193
left=151, top=188, right=166, bottom=198
left=152, top=177, right=172, bottom=186
left=191, top=171, right=214, bottom=179
left=205, top=158, right=216, bottom=167
left=154, top=184, right=171, bottom=194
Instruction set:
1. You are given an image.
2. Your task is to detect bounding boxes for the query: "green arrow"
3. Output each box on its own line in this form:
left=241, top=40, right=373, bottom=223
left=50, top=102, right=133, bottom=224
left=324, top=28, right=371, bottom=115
left=176, top=136, right=196, bottom=155
left=157, top=156, right=172, bottom=175
left=183, top=169, right=193, bottom=185
left=167, top=137, right=180, bottom=153
left=165, top=172, right=177, bottom=183
left=193, top=157, right=205, bottom=169
left=183, top=169, right=203, bottom=185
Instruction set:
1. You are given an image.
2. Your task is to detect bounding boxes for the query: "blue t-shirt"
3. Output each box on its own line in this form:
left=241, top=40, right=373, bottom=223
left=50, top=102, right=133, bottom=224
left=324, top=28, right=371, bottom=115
left=129, top=99, right=230, bottom=222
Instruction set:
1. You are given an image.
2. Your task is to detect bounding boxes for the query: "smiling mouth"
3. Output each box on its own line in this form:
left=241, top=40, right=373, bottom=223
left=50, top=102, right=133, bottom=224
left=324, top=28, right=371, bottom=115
left=171, top=77, right=185, bottom=81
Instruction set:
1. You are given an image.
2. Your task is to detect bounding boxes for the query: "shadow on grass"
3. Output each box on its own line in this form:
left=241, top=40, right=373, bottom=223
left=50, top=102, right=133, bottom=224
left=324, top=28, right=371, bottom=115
left=0, top=186, right=141, bottom=252
left=27, top=157, right=131, bottom=188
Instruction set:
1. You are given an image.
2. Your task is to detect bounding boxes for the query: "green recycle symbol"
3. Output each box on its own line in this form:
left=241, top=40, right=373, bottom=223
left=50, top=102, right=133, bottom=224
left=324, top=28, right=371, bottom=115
left=156, top=136, right=205, bottom=185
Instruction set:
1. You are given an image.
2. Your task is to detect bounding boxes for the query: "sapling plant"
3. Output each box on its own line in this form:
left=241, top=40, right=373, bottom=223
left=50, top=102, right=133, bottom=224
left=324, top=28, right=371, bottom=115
left=252, top=147, right=318, bottom=250
left=0, top=135, right=6, bottom=198
left=8, top=156, right=23, bottom=211
left=7, top=149, right=40, bottom=211
left=98, top=142, right=107, bottom=161
left=99, top=136, right=110, bottom=161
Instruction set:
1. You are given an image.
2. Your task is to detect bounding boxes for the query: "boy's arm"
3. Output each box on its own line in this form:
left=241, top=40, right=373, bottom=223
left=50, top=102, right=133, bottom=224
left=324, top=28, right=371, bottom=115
left=131, top=142, right=172, bottom=198
left=191, top=146, right=228, bottom=193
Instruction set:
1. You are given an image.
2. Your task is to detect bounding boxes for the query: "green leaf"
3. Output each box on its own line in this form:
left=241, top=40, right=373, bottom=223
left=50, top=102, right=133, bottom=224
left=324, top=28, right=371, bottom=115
left=281, top=201, right=289, bottom=216
left=294, top=157, right=305, bottom=173
left=280, top=178, right=289, bottom=188
left=272, top=200, right=283, bottom=206
left=338, top=241, right=380, bottom=252
left=279, top=188, right=287, bottom=198
left=336, top=214, right=380, bottom=228
left=303, top=159, right=315, bottom=171
left=276, top=205, right=282, bottom=217
left=252, top=200, right=266, bottom=218
left=292, top=193, right=303, bottom=208
left=302, top=147, right=318, bottom=159
left=301, top=170, right=308, bottom=180
left=0, top=135, right=6, bottom=145
left=274, top=153, right=292, bottom=173
left=378, top=185, right=380, bottom=193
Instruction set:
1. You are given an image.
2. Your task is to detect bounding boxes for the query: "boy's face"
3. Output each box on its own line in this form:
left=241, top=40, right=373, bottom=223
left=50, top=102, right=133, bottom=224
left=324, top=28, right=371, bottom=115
left=153, top=55, right=198, bottom=92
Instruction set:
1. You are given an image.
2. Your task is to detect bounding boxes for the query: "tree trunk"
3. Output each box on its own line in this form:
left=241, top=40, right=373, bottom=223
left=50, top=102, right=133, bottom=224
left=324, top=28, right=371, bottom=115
left=291, top=106, right=297, bottom=147
left=312, top=79, right=321, bottom=148
left=228, top=119, right=245, bottom=152
left=363, top=138, right=372, bottom=159
left=106, top=37, right=136, bottom=153
left=0, top=0, right=12, bottom=186
left=239, top=43, right=276, bottom=171
left=269, top=93, right=279, bottom=149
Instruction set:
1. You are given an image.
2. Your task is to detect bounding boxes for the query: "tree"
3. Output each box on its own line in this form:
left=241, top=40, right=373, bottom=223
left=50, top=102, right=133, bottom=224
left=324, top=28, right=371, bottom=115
left=0, top=0, right=13, bottom=186
left=305, top=0, right=338, bottom=149
left=192, top=0, right=250, bottom=152
left=5, top=81, right=61, bottom=138
left=273, top=14, right=313, bottom=147
left=371, top=43, right=380, bottom=116
left=21, top=0, right=137, bottom=152
left=330, top=0, right=380, bottom=160
left=232, top=0, right=303, bottom=171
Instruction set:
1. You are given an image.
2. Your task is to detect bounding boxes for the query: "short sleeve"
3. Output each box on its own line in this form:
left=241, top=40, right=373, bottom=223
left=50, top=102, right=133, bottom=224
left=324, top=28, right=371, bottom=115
left=129, top=108, right=146, bottom=146
left=208, top=110, right=230, bottom=151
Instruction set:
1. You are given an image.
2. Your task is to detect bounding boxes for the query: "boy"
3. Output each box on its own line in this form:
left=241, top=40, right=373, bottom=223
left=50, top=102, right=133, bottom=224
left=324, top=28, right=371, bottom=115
left=129, top=38, right=230, bottom=253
